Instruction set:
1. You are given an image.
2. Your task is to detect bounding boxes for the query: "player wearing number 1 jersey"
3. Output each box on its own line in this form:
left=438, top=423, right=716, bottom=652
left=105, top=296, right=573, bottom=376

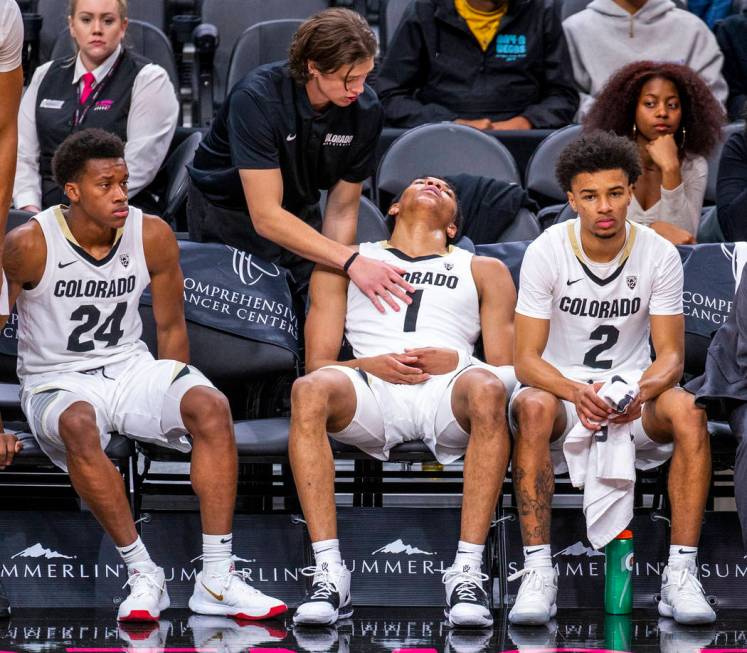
left=508, top=132, right=715, bottom=626
left=289, top=176, right=517, bottom=628
left=1, top=129, right=287, bottom=622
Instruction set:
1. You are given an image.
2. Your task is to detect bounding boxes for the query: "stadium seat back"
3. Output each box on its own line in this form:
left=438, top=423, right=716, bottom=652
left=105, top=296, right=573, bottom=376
left=525, top=124, right=582, bottom=206
left=161, top=131, right=203, bottom=228
left=225, top=19, right=304, bottom=98
left=201, top=0, right=327, bottom=103
left=497, top=207, right=542, bottom=242
left=382, top=0, right=414, bottom=49
left=376, top=123, right=521, bottom=207
left=50, top=19, right=180, bottom=92
left=705, top=121, right=745, bottom=204
left=356, top=195, right=390, bottom=243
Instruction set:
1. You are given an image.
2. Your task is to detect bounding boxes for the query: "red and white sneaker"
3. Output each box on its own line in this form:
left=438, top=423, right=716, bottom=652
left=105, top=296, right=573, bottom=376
left=117, top=562, right=170, bottom=622
left=189, top=562, right=287, bottom=621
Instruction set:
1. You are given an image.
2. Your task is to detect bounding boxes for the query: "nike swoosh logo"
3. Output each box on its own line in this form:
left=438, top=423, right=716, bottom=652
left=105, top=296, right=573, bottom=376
left=286, top=133, right=297, bottom=141
left=678, top=548, right=697, bottom=554
left=120, top=546, right=137, bottom=556
left=220, top=537, right=232, bottom=544
left=58, top=261, right=78, bottom=269
left=526, top=548, right=545, bottom=555
left=202, top=582, right=224, bottom=602
left=566, top=278, right=583, bottom=286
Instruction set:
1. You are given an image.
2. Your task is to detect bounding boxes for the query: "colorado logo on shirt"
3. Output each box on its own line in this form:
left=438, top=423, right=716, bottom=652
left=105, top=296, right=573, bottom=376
left=324, top=133, right=354, bottom=147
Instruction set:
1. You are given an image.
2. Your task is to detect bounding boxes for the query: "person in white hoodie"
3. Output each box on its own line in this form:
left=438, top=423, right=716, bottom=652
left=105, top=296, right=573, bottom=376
left=563, top=0, right=728, bottom=119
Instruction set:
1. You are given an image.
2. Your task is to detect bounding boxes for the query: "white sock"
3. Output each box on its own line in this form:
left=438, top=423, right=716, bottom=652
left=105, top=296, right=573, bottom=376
left=523, top=544, right=552, bottom=570
left=669, top=544, right=698, bottom=571
left=312, top=538, right=342, bottom=569
left=453, top=540, right=484, bottom=572
left=202, top=533, right=233, bottom=575
left=116, top=536, right=152, bottom=569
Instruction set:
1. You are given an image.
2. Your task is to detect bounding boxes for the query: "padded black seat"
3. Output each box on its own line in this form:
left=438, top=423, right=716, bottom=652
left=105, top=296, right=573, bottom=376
left=13, top=432, right=134, bottom=463
left=234, top=418, right=289, bottom=456
left=708, top=420, right=736, bottom=448
left=0, top=383, right=21, bottom=410
left=332, top=438, right=438, bottom=461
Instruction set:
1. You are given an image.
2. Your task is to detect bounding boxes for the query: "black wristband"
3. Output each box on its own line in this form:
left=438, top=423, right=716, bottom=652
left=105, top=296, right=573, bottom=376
left=343, top=252, right=359, bottom=274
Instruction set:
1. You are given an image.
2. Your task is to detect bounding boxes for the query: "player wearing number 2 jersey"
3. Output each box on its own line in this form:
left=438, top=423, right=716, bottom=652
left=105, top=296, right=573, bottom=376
left=289, top=176, right=517, bottom=628
left=508, top=131, right=715, bottom=627
left=1, top=129, right=286, bottom=623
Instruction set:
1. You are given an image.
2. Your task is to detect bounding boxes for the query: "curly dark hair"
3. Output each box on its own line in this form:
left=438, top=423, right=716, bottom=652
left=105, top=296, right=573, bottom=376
left=584, top=60, right=725, bottom=158
left=556, top=131, right=642, bottom=193
left=53, top=129, right=125, bottom=187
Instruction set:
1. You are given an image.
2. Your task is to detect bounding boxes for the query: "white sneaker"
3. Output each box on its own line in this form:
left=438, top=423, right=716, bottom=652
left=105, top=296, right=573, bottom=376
left=658, top=565, right=716, bottom=625
left=507, top=566, right=558, bottom=625
left=293, top=563, right=353, bottom=625
left=189, top=614, right=287, bottom=651
left=117, top=563, right=170, bottom=622
left=189, top=562, right=288, bottom=621
left=442, top=564, right=493, bottom=627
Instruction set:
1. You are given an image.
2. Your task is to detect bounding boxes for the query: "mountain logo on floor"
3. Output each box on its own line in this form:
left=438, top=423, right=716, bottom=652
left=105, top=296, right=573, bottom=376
left=11, top=543, right=76, bottom=559
left=553, top=541, right=604, bottom=558
left=371, top=539, right=436, bottom=556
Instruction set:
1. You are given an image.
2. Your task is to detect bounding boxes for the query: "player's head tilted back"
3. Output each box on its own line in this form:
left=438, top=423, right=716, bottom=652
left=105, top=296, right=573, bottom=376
left=387, top=177, right=462, bottom=245
left=52, top=128, right=129, bottom=228
left=556, top=131, right=642, bottom=241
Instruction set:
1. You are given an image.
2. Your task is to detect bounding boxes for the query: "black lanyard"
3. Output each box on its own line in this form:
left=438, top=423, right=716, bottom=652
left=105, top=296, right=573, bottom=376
left=72, top=49, right=125, bottom=128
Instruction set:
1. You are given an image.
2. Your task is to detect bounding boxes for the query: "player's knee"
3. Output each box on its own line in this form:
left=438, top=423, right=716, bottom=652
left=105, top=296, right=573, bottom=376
left=513, top=393, right=556, bottom=441
left=671, top=394, right=708, bottom=446
left=465, top=372, right=507, bottom=420
left=291, top=371, right=336, bottom=414
left=58, top=403, right=101, bottom=457
left=182, top=387, right=231, bottom=434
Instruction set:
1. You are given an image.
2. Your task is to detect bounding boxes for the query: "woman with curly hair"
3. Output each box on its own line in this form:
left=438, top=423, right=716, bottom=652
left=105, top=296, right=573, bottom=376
left=585, top=61, right=725, bottom=245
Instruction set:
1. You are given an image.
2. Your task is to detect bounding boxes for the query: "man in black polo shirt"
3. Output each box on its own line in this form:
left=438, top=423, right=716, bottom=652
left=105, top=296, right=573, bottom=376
left=188, top=8, right=412, bottom=310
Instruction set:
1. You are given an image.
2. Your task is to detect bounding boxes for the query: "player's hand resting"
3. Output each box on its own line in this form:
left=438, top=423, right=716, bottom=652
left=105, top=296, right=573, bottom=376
left=359, top=354, right=430, bottom=385
left=347, top=255, right=414, bottom=314
left=0, top=432, right=22, bottom=470
left=405, top=347, right=459, bottom=375
left=573, top=382, right=615, bottom=430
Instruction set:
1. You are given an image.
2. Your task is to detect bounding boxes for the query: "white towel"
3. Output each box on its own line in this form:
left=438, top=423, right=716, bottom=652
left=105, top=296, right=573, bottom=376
left=563, top=377, right=638, bottom=550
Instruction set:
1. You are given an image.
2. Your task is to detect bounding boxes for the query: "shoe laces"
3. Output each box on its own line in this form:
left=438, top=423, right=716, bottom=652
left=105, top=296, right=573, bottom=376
left=442, top=566, right=489, bottom=602
left=122, top=566, right=164, bottom=597
left=670, top=566, right=707, bottom=598
left=300, top=562, right=338, bottom=601
left=507, top=566, right=552, bottom=595
left=191, top=554, right=262, bottom=596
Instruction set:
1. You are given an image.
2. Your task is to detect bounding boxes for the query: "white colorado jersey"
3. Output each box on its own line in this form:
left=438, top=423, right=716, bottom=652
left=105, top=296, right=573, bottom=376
left=17, top=205, right=150, bottom=379
left=516, top=220, right=683, bottom=382
left=345, top=242, right=480, bottom=357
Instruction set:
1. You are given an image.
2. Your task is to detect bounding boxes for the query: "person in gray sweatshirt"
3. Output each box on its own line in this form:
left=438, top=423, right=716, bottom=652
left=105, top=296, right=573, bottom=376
left=563, top=0, right=728, bottom=118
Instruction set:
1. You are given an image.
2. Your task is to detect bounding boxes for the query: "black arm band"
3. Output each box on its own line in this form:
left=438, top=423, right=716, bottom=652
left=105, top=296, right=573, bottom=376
left=343, top=252, right=359, bottom=274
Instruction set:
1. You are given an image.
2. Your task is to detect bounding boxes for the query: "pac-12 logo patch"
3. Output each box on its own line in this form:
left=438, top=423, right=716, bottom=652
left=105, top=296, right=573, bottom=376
left=626, top=275, right=637, bottom=289
left=444, top=262, right=454, bottom=271
left=119, top=253, right=130, bottom=268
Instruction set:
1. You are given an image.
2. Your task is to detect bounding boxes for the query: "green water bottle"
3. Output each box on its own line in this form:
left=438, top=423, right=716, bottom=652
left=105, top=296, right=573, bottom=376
left=605, top=529, right=634, bottom=614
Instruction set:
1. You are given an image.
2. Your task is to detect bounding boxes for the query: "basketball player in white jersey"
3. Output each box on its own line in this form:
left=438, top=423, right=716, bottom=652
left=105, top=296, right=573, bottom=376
left=508, top=131, right=715, bottom=626
left=0, top=129, right=287, bottom=622
left=289, top=176, right=517, bottom=627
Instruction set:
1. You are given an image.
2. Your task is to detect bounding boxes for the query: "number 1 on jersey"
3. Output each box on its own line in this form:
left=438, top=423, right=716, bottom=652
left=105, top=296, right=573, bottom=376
left=403, top=289, right=424, bottom=332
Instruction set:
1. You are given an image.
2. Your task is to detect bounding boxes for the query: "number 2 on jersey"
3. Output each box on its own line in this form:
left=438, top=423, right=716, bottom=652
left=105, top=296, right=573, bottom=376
left=583, top=325, right=620, bottom=369
left=403, top=289, right=424, bottom=332
left=67, top=302, right=127, bottom=352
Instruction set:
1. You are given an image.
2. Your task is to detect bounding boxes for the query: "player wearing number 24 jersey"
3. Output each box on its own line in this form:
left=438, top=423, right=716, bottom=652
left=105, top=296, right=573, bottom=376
left=0, top=129, right=286, bottom=623
left=507, top=131, right=715, bottom=627
left=289, top=176, right=517, bottom=628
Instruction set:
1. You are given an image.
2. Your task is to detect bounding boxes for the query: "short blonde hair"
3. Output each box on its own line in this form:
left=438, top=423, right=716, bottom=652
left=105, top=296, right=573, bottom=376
left=69, top=0, right=128, bottom=20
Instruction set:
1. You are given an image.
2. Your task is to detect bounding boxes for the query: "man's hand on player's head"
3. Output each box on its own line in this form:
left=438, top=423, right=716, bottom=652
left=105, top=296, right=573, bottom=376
left=359, top=354, right=430, bottom=385
left=404, top=347, right=459, bottom=376
left=0, top=432, right=22, bottom=470
left=573, top=381, right=615, bottom=430
left=347, top=255, right=414, bottom=314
